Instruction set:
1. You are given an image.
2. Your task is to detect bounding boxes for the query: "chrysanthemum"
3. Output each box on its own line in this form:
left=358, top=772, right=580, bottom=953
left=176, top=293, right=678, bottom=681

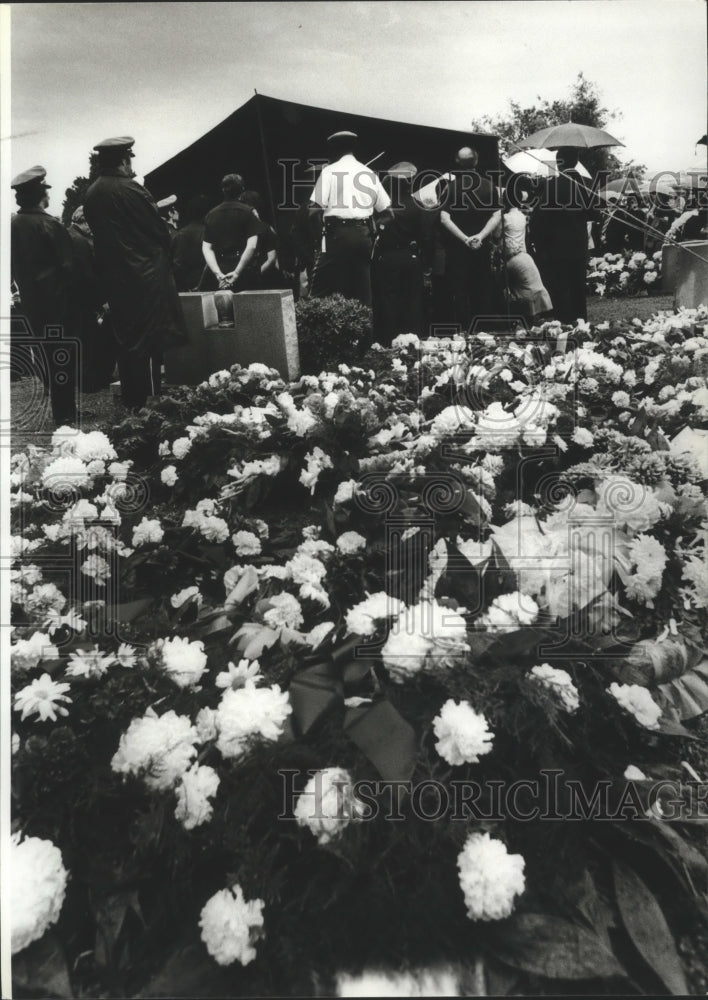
left=11, top=834, right=68, bottom=954
left=199, top=885, right=265, bottom=966
left=433, top=700, right=494, bottom=765
left=457, top=832, right=525, bottom=921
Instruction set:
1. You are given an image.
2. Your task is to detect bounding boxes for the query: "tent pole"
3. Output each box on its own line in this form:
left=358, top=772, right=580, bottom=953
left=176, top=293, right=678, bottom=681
left=254, top=89, right=278, bottom=225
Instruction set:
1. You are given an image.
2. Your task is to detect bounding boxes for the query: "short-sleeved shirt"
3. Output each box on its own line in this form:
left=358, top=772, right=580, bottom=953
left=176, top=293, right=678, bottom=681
left=203, top=199, right=260, bottom=256
left=311, top=154, right=391, bottom=219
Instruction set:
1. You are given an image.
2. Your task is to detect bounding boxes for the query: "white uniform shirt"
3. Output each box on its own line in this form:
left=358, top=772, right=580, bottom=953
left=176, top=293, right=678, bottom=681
left=311, top=154, right=391, bottom=219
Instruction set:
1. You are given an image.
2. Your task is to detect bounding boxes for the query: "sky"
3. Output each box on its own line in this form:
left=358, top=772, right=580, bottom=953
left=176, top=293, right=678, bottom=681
left=6, top=0, right=708, bottom=208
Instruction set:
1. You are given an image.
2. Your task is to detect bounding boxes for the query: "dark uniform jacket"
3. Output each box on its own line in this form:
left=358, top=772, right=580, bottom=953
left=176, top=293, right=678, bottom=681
left=84, top=170, right=187, bottom=354
left=171, top=221, right=206, bottom=291
left=532, top=170, right=598, bottom=261
left=203, top=199, right=260, bottom=271
left=11, top=208, right=74, bottom=338
left=440, top=171, right=500, bottom=254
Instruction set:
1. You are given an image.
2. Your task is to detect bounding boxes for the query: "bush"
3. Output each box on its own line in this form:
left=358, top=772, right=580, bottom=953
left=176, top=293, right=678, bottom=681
left=295, top=294, right=372, bottom=374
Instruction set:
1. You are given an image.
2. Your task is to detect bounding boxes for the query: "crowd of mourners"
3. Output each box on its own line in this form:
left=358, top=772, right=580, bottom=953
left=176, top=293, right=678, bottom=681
left=10, top=128, right=707, bottom=428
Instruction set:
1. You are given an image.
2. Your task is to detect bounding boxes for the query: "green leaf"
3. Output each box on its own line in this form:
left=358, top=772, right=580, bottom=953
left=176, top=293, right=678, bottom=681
left=344, top=700, right=417, bottom=782
left=613, top=859, right=688, bottom=995
left=656, top=658, right=708, bottom=721
left=12, top=930, right=73, bottom=998
left=92, top=889, right=134, bottom=968
left=136, top=943, right=230, bottom=998
left=488, top=913, right=625, bottom=980
left=102, top=597, right=153, bottom=628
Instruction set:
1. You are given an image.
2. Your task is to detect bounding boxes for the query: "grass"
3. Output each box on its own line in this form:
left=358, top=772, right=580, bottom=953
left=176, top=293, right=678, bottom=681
left=8, top=293, right=678, bottom=452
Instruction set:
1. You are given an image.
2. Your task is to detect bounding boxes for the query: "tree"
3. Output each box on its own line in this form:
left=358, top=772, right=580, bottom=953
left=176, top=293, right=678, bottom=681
left=61, top=153, right=100, bottom=225
left=471, top=73, right=635, bottom=178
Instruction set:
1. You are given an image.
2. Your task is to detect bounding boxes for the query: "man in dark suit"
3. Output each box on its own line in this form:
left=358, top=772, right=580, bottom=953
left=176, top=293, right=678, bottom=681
left=439, top=146, right=500, bottom=332
left=84, top=137, right=187, bottom=410
left=531, top=146, right=599, bottom=323
left=11, top=166, right=78, bottom=425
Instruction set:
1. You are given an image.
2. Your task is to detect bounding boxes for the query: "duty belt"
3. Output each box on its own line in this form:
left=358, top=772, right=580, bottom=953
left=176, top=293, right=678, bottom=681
left=324, top=217, right=372, bottom=227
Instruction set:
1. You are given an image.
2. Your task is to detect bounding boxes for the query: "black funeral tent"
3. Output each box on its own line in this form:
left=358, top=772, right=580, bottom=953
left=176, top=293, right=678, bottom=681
left=144, top=93, right=499, bottom=230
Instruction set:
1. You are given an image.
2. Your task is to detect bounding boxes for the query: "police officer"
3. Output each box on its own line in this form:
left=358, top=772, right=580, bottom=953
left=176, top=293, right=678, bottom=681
left=84, top=137, right=187, bottom=411
left=10, top=166, right=78, bottom=425
left=309, top=130, right=391, bottom=306
left=372, top=161, right=433, bottom=345
left=201, top=173, right=260, bottom=291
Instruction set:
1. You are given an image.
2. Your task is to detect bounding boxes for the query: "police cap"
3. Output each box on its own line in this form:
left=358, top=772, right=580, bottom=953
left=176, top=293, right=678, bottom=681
left=387, top=161, right=417, bottom=179
left=327, top=130, right=358, bottom=143
left=11, top=165, right=51, bottom=190
left=93, top=136, right=135, bottom=156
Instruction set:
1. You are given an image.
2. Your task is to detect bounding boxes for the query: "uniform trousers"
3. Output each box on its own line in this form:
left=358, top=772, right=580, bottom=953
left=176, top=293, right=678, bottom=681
left=541, top=256, right=587, bottom=324
left=117, top=347, right=162, bottom=411
left=372, top=248, right=424, bottom=346
left=445, top=246, right=494, bottom=333
left=310, top=220, right=373, bottom=306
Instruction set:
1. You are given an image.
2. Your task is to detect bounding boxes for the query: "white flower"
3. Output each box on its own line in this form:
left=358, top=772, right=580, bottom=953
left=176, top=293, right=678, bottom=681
left=11, top=632, right=59, bottom=671
left=306, top=621, right=336, bottom=648
left=111, top=709, right=199, bottom=790
left=10, top=835, right=68, bottom=954
left=41, top=455, right=90, bottom=490
left=174, top=764, right=220, bottom=830
left=80, top=554, right=112, bottom=584
left=345, top=592, right=405, bottom=636
left=624, top=765, right=648, bottom=781
left=198, top=515, right=229, bottom=543
left=232, top=530, right=262, bottom=557
left=132, top=517, right=164, bottom=547
left=107, top=459, right=131, bottom=480
left=172, top=437, right=192, bottom=460
left=382, top=601, right=469, bottom=682
left=333, top=479, right=357, bottom=506
left=215, top=683, right=292, bottom=759
left=476, top=591, right=538, bottom=631
left=215, top=659, right=262, bottom=690
left=157, top=636, right=208, bottom=688
left=158, top=440, right=171, bottom=457
left=433, top=699, right=494, bottom=765
left=336, top=531, right=367, bottom=555
left=170, top=586, right=202, bottom=609
left=337, top=969, right=460, bottom=997
left=195, top=706, right=218, bottom=743
left=612, top=390, right=631, bottom=408
left=14, top=674, right=72, bottom=721
left=623, top=534, right=667, bottom=605
left=609, top=682, right=662, bottom=730
left=161, top=465, right=178, bottom=486
left=457, top=832, right=525, bottom=921
left=199, top=885, right=265, bottom=966
left=571, top=427, right=594, bottom=448
left=299, top=447, right=333, bottom=494
left=65, top=644, right=115, bottom=678
left=295, top=767, right=364, bottom=845
left=529, top=664, right=580, bottom=713
left=115, top=643, right=137, bottom=668
left=262, top=592, right=304, bottom=630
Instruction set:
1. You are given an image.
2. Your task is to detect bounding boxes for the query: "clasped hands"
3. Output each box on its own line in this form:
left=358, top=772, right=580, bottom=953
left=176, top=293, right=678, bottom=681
left=217, top=271, right=239, bottom=290
left=465, top=233, right=483, bottom=250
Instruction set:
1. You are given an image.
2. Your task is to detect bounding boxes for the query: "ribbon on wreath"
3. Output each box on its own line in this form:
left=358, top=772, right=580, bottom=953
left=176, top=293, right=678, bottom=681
left=288, top=634, right=417, bottom=782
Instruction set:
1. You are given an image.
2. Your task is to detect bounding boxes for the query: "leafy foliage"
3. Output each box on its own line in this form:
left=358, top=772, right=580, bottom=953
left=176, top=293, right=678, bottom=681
left=294, top=294, right=372, bottom=374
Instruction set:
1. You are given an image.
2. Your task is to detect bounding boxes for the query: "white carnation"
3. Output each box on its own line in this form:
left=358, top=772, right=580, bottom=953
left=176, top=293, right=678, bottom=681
left=174, top=764, right=220, bottom=830
left=156, top=636, right=208, bottom=688
left=132, top=517, right=164, bottom=547
left=172, top=437, right=192, bottom=460
left=215, top=683, right=292, bottom=759
left=262, top=592, right=304, bottom=630
left=382, top=601, right=469, bottom=682
left=11, top=834, right=68, bottom=954
left=199, top=885, right=265, bottom=966
left=529, top=664, right=580, bottom=713
left=41, top=455, right=90, bottom=490
left=457, top=832, right=525, bottom=921
left=11, top=631, right=59, bottom=671
left=433, top=699, right=494, bottom=765
left=336, top=531, right=367, bottom=555
left=161, top=465, right=178, bottom=486
left=111, top=709, right=198, bottom=789
left=345, top=592, right=404, bottom=636
left=609, top=682, right=662, bottom=730
left=232, top=530, right=262, bottom=556
left=294, top=767, right=363, bottom=845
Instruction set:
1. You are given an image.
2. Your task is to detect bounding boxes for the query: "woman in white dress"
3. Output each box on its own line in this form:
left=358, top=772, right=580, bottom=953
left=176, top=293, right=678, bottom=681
left=470, top=175, right=552, bottom=321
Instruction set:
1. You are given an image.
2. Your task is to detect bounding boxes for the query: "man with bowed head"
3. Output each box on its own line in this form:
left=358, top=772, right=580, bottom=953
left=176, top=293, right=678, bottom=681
left=84, top=137, right=187, bottom=412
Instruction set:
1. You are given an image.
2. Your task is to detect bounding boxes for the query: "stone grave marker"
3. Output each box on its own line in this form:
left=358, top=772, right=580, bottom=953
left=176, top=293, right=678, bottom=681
left=164, top=290, right=300, bottom=386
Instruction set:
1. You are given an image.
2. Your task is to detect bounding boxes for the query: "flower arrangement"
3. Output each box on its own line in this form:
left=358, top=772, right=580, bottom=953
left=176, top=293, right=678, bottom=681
left=9, top=310, right=708, bottom=996
left=587, top=250, right=664, bottom=297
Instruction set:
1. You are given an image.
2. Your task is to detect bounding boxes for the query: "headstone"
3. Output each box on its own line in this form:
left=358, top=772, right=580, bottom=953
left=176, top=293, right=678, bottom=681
left=164, top=290, right=300, bottom=386
left=662, top=240, right=708, bottom=307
